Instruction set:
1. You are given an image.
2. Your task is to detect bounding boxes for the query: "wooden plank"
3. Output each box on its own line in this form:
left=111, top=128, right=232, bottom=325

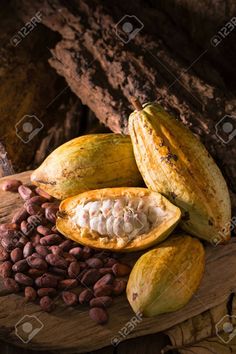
left=0, top=171, right=235, bottom=353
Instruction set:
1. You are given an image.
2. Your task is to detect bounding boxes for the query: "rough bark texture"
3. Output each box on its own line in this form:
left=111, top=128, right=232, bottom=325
left=14, top=0, right=236, bottom=212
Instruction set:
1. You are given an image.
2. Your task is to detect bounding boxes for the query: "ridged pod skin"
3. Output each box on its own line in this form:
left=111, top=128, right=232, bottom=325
left=56, top=187, right=181, bottom=252
left=126, top=234, right=205, bottom=316
left=129, top=102, right=231, bottom=243
left=31, top=134, right=143, bottom=199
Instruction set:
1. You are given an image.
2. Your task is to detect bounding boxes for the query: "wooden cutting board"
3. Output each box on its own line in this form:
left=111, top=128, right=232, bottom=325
left=0, top=171, right=235, bottom=353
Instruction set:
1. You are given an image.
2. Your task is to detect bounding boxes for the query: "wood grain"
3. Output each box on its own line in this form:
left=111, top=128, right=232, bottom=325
left=0, top=171, right=235, bottom=353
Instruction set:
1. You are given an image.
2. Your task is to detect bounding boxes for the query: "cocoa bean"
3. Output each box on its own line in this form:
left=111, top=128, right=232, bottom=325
left=82, top=246, right=94, bottom=259
left=2, top=179, right=22, bottom=192
left=10, top=248, right=23, bottom=262
left=31, top=234, right=41, bottom=246
left=27, top=215, right=46, bottom=226
left=36, top=225, right=51, bottom=236
left=41, top=202, right=58, bottom=209
left=25, top=196, right=46, bottom=206
left=40, top=234, right=62, bottom=246
left=12, top=207, right=28, bottom=224
left=50, top=225, right=58, bottom=233
left=45, top=254, right=68, bottom=269
left=94, top=285, right=113, bottom=297
left=1, top=235, right=19, bottom=251
left=23, top=242, right=34, bottom=258
left=79, top=289, right=94, bottom=305
left=105, top=258, right=118, bottom=267
left=25, top=286, right=37, bottom=302
left=90, top=296, right=113, bottom=308
left=112, top=280, right=127, bottom=296
left=15, top=273, right=33, bottom=286
left=59, top=240, right=73, bottom=251
left=27, top=255, right=48, bottom=270
left=63, top=252, right=76, bottom=263
left=49, top=245, right=63, bottom=256
left=89, top=307, right=108, bottom=325
left=37, top=287, right=57, bottom=297
left=20, top=221, right=34, bottom=236
left=25, top=203, right=42, bottom=216
left=81, top=269, right=101, bottom=286
left=3, top=278, right=20, bottom=293
left=79, top=262, right=88, bottom=270
left=40, top=296, right=55, bottom=312
left=18, top=185, right=35, bottom=200
left=69, top=247, right=83, bottom=259
left=112, top=263, right=131, bottom=277
left=45, top=207, right=57, bottom=223
left=86, top=258, right=103, bottom=269
left=18, top=236, right=29, bottom=248
left=0, top=245, right=9, bottom=261
left=93, top=274, right=114, bottom=291
left=58, top=279, right=78, bottom=290
left=62, top=291, right=78, bottom=306
left=0, top=261, right=12, bottom=278
left=35, top=274, right=58, bottom=288
left=68, top=261, right=80, bottom=278
left=95, top=251, right=111, bottom=259
left=28, top=269, right=44, bottom=278
left=35, top=245, right=49, bottom=257
left=49, top=267, right=67, bottom=276
left=12, top=259, right=29, bottom=272
left=35, top=188, right=54, bottom=201
left=99, top=268, right=113, bottom=276
left=0, top=229, right=20, bottom=238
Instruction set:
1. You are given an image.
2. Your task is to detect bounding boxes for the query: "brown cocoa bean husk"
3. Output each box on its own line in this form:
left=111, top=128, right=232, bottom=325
left=35, top=188, right=54, bottom=201
left=40, top=296, right=55, bottom=312
left=81, top=269, right=101, bottom=286
left=94, top=285, right=113, bottom=297
left=0, top=261, right=12, bottom=278
left=45, top=254, right=68, bottom=269
left=15, top=272, right=33, bottom=286
left=112, top=279, right=127, bottom=296
left=0, top=245, right=9, bottom=261
left=3, top=278, right=20, bottom=293
left=12, top=207, right=28, bottom=224
left=27, top=255, right=48, bottom=270
left=2, top=179, right=22, bottom=192
left=12, top=259, right=29, bottom=272
left=69, top=247, right=83, bottom=259
left=25, top=286, right=37, bottom=302
left=10, top=248, right=23, bottom=263
left=36, top=225, right=51, bottom=236
left=79, top=289, right=94, bottom=305
left=23, top=242, right=34, bottom=258
left=68, top=261, right=80, bottom=278
left=89, top=307, right=108, bottom=325
left=90, top=296, right=113, bottom=308
left=58, top=279, right=78, bottom=290
left=86, top=258, right=103, bottom=269
left=93, top=274, right=114, bottom=291
left=62, top=291, right=78, bottom=306
left=35, top=245, right=49, bottom=257
left=112, top=263, right=131, bottom=277
left=18, top=185, right=35, bottom=200
left=40, top=234, right=62, bottom=246
left=35, top=274, right=58, bottom=288
left=37, top=287, right=57, bottom=297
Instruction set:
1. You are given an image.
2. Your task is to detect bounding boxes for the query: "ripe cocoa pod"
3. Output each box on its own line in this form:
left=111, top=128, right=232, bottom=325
left=57, top=188, right=181, bottom=251
left=126, top=235, right=205, bottom=316
left=31, top=134, right=143, bottom=199
left=129, top=101, right=231, bottom=243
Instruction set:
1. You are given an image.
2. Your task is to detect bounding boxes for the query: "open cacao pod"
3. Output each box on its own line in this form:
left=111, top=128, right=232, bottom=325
left=56, top=187, right=181, bottom=251
left=129, top=101, right=231, bottom=244
left=127, top=234, right=205, bottom=316
left=31, top=134, right=143, bottom=199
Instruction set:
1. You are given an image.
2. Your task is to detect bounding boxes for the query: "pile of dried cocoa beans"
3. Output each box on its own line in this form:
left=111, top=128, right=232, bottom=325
left=0, top=179, right=131, bottom=324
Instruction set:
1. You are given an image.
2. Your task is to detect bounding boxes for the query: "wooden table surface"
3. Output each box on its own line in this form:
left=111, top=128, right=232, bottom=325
left=0, top=171, right=235, bottom=353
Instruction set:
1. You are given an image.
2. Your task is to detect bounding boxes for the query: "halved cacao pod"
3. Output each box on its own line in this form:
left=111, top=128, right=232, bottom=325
left=31, top=134, right=143, bottom=199
left=127, top=234, right=205, bottom=316
left=56, top=187, right=181, bottom=251
left=129, top=101, right=231, bottom=244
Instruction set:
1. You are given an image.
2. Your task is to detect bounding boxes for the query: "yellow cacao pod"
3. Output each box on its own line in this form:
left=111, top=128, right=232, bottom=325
left=56, top=187, right=181, bottom=251
left=127, top=234, right=205, bottom=316
left=129, top=101, right=231, bottom=244
left=31, top=134, right=143, bottom=199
